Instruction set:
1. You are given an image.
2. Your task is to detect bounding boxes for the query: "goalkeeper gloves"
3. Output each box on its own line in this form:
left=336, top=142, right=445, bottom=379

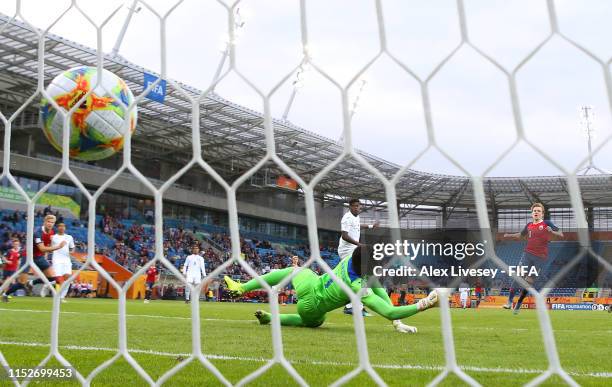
left=393, top=320, right=417, bottom=334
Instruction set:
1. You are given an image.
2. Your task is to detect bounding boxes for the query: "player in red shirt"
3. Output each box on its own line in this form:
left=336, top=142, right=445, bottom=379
left=474, top=285, right=483, bottom=307
left=503, top=203, right=564, bottom=314
left=144, top=265, right=158, bottom=303
left=2, top=238, right=23, bottom=284
left=2, top=215, right=67, bottom=302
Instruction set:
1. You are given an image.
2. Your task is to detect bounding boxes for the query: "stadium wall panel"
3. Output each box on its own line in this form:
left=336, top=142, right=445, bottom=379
left=1, top=151, right=340, bottom=231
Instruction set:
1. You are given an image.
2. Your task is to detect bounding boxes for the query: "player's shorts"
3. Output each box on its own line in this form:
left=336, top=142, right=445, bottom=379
left=2, top=270, right=15, bottom=279
left=52, top=261, right=72, bottom=276
left=146, top=281, right=155, bottom=291
left=186, top=274, right=202, bottom=285
left=292, top=268, right=326, bottom=327
left=517, top=251, right=547, bottom=287
left=337, top=246, right=357, bottom=261
left=19, top=255, right=51, bottom=272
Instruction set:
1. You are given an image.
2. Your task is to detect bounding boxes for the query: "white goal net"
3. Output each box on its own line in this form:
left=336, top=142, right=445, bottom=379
left=1, top=0, right=611, bottom=386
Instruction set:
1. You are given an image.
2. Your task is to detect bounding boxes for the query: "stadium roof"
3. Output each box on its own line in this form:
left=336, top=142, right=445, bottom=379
left=1, top=13, right=612, bottom=212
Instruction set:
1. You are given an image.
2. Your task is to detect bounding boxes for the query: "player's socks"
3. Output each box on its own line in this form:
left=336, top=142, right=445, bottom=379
left=53, top=276, right=65, bottom=294
left=185, top=287, right=191, bottom=303
left=513, top=289, right=528, bottom=314
left=60, top=284, right=70, bottom=299
left=5, top=282, right=24, bottom=295
left=31, top=278, right=56, bottom=287
left=504, top=288, right=516, bottom=308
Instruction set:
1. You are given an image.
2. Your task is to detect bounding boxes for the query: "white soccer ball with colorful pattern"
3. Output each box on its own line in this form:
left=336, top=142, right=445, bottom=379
left=40, top=66, right=137, bottom=161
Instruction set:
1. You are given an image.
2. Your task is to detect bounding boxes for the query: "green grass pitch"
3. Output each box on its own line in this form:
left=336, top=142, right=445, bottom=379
left=0, top=297, right=610, bottom=386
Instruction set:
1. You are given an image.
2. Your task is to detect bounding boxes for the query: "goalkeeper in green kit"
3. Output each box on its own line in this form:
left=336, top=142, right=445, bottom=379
left=224, top=247, right=438, bottom=333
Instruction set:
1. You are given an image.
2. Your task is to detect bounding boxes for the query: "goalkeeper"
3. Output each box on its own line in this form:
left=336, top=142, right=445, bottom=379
left=224, top=247, right=438, bottom=333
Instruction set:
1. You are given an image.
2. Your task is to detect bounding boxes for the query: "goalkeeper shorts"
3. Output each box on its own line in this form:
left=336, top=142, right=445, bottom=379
left=292, top=268, right=326, bottom=327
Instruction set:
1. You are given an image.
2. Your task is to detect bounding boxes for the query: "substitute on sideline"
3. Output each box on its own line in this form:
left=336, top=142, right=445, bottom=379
left=51, top=221, right=75, bottom=302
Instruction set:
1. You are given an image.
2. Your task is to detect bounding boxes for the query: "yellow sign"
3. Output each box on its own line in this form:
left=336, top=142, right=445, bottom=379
left=0, top=186, right=80, bottom=217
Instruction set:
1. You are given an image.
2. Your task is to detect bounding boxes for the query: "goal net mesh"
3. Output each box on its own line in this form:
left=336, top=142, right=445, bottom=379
left=1, top=0, right=611, bottom=386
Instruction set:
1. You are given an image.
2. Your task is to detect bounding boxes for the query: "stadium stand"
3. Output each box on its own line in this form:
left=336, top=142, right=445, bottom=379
left=0, top=208, right=338, bottom=285
left=2, top=207, right=608, bottom=305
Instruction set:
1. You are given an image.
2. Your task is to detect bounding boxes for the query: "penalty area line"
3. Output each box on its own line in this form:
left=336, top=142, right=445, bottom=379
left=2, top=308, right=611, bottom=333
left=0, top=307, right=248, bottom=323
left=0, top=341, right=610, bottom=378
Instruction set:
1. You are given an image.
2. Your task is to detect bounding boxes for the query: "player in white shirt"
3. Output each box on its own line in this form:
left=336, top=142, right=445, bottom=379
left=182, top=245, right=206, bottom=304
left=459, top=285, right=470, bottom=309
left=51, top=222, right=75, bottom=302
left=338, top=200, right=363, bottom=260
left=338, top=199, right=378, bottom=316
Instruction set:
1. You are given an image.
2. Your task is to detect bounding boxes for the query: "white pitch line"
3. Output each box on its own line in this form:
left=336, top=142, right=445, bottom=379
left=0, top=341, right=610, bottom=378
left=2, top=308, right=611, bottom=333
left=0, top=308, right=249, bottom=323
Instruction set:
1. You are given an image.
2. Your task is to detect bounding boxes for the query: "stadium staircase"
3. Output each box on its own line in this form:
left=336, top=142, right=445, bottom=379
left=71, top=252, right=144, bottom=299
left=199, top=233, right=227, bottom=257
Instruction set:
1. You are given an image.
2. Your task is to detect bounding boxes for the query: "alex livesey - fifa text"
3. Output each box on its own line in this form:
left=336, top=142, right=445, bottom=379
left=371, top=264, right=539, bottom=280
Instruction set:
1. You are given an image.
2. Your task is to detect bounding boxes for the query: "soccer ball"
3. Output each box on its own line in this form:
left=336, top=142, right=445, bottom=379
left=40, top=66, right=137, bottom=161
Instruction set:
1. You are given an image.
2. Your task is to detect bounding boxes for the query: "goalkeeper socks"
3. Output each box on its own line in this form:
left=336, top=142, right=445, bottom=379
left=242, top=267, right=293, bottom=292
left=373, top=288, right=394, bottom=305
left=397, top=304, right=420, bottom=318
left=279, top=313, right=305, bottom=327
left=255, top=310, right=309, bottom=327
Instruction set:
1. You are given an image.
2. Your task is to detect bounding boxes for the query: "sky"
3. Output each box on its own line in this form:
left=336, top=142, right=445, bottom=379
left=1, top=0, right=611, bottom=178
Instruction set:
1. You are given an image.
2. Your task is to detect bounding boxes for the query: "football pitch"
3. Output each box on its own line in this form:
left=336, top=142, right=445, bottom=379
left=0, top=298, right=610, bottom=386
